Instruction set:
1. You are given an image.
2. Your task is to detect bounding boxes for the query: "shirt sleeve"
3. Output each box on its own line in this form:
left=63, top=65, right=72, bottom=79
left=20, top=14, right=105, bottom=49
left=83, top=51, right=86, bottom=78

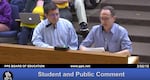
left=68, top=24, right=78, bottom=50
left=0, top=3, right=12, bottom=25
left=121, top=29, right=132, bottom=53
left=80, top=27, right=94, bottom=47
left=31, top=23, right=54, bottom=48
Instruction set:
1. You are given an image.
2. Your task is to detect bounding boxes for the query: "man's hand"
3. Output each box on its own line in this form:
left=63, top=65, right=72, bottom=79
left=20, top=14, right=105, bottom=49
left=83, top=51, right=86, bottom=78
left=79, top=45, right=88, bottom=51
left=115, top=49, right=131, bottom=57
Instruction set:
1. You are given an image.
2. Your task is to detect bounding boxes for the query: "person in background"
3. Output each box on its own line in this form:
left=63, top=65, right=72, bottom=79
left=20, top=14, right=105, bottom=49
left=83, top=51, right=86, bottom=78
left=80, top=6, right=132, bottom=56
left=52, top=0, right=89, bottom=38
left=10, top=0, right=26, bottom=12
left=52, top=0, right=72, bottom=21
left=18, top=0, right=51, bottom=45
left=0, top=0, right=12, bottom=32
left=85, top=0, right=100, bottom=9
left=84, top=0, right=93, bottom=9
left=32, top=1, right=78, bottom=50
left=73, top=0, right=89, bottom=38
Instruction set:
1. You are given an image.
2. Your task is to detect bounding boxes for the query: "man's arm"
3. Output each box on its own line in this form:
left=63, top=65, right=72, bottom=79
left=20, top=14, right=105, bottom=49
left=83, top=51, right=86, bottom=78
left=0, top=4, right=11, bottom=24
left=115, top=29, right=132, bottom=56
left=68, top=23, right=78, bottom=50
left=79, top=28, right=94, bottom=50
left=115, top=49, right=130, bottom=56
left=32, top=23, right=54, bottom=48
left=79, top=45, right=88, bottom=50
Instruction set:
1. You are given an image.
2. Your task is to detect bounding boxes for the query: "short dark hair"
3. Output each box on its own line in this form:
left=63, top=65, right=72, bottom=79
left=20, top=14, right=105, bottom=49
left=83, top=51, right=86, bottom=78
left=44, top=1, right=58, bottom=14
left=101, top=6, right=115, bottom=16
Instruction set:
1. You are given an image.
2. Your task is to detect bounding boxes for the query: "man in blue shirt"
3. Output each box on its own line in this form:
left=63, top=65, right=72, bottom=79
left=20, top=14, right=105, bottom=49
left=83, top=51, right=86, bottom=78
left=32, top=2, right=78, bottom=50
left=80, top=6, right=132, bottom=56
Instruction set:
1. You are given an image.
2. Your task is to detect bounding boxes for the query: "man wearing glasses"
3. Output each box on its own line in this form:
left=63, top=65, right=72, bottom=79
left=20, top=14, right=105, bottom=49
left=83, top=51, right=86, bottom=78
left=32, top=2, right=78, bottom=50
left=80, top=6, right=132, bottom=56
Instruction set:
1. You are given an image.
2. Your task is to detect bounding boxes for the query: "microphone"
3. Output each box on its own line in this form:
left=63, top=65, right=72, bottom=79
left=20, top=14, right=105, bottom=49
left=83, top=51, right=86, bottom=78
left=46, top=23, right=52, bottom=28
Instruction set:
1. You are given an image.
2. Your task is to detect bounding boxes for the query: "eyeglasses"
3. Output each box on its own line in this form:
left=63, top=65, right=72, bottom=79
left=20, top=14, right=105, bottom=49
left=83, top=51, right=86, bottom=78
left=100, top=17, right=111, bottom=21
left=49, top=13, right=59, bottom=18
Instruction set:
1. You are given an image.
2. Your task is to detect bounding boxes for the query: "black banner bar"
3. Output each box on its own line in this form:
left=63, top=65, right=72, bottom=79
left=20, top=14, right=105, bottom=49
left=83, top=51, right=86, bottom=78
left=1, top=64, right=149, bottom=68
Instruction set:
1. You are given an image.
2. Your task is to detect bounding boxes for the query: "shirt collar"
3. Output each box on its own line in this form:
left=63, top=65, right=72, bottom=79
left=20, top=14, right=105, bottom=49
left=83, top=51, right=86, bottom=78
left=45, top=19, right=57, bottom=29
left=101, top=23, right=116, bottom=34
left=110, top=23, right=116, bottom=34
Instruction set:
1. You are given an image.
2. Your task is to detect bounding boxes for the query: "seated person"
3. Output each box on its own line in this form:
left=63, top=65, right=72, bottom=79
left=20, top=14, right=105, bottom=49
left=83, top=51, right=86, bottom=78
left=80, top=6, right=132, bottom=56
left=85, top=0, right=100, bottom=9
left=52, top=0, right=89, bottom=38
left=0, top=0, right=12, bottom=32
left=84, top=0, right=94, bottom=9
left=18, top=0, right=51, bottom=45
left=10, top=0, right=27, bottom=12
left=75, top=0, right=89, bottom=33
left=32, top=2, right=78, bottom=50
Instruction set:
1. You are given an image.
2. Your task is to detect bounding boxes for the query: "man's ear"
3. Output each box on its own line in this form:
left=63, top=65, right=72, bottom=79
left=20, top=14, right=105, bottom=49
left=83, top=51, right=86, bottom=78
left=44, top=13, right=48, bottom=18
left=113, top=16, right=117, bottom=21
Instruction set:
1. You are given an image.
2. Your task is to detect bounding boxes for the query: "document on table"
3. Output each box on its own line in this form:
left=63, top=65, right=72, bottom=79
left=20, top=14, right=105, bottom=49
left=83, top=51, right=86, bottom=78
left=84, top=47, right=105, bottom=52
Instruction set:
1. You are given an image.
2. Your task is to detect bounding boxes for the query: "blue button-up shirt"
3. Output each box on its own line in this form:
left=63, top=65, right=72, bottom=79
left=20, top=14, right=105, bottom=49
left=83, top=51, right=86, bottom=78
left=32, top=18, right=78, bottom=50
left=80, top=23, right=132, bottom=53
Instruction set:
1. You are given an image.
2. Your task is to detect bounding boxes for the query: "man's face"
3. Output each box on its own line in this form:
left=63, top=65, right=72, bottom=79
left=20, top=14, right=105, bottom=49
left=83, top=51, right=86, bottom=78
left=45, top=9, right=59, bottom=25
left=100, top=9, right=115, bottom=27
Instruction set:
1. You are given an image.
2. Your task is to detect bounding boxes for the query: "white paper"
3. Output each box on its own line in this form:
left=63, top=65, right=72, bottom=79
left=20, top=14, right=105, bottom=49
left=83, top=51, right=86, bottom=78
left=84, top=47, right=105, bottom=52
